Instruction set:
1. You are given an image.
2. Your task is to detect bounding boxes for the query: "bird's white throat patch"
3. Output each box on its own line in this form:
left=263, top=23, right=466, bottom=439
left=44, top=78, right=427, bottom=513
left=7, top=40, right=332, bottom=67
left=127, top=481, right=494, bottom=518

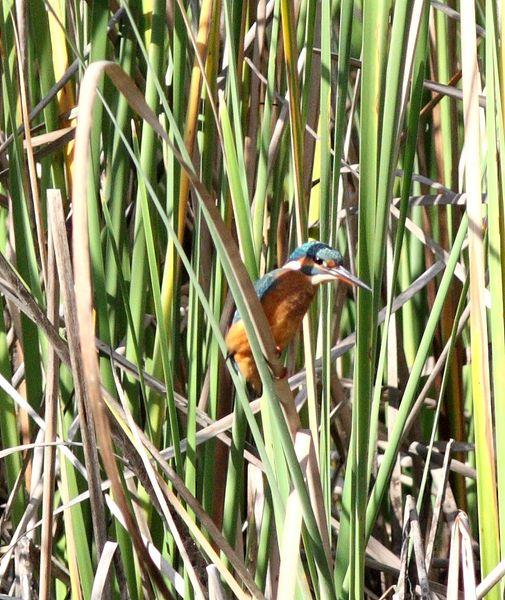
left=283, top=260, right=303, bottom=271
left=309, top=272, right=337, bottom=285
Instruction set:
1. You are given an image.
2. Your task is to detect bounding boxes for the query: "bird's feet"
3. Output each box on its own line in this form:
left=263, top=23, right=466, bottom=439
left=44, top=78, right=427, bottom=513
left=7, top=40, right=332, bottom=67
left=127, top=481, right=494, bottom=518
left=266, top=348, right=287, bottom=380
left=274, top=346, right=287, bottom=379
left=273, top=365, right=288, bottom=380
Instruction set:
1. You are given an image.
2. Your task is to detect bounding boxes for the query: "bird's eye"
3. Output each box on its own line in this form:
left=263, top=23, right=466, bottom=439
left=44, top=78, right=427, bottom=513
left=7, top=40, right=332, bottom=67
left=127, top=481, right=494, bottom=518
left=315, top=258, right=324, bottom=265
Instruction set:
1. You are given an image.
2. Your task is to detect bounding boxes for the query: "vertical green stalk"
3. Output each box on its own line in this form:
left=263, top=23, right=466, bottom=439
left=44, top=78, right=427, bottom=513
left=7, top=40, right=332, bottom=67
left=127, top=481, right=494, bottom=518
left=200, top=0, right=222, bottom=521
left=0, top=210, right=23, bottom=524
left=221, top=399, right=247, bottom=556
left=57, top=407, right=94, bottom=599
left=252, top=0, right=281, bottom=260
left=435, top=0, right=466, bottom=509
left=185, top=214, right=205, bottom=510
left=86, top=1, right=117, bottom=395
left=104, top=22, right=136, bottom=345
left=125, top=0, right=165, bottom=425
left=488, top=0, right=505, bottom=570
left=368, top=1, right=430, bottom=482
left=300, top=0, right=318, bottom=126
left=461, top=1, right=500, bottom=592
left=223, top=0, right=250, bottom=206
left=328, top=5, right=354, bottom=564
left=335, top=2, right=390, bottom=596
left=319, top=0, right=332, bottom=526
left=218, top=5, right=258, bottom=560
left=132, top=139, right=183, bottom=474
left=281, top=0, right=321, bottom=506
left=30, top=0, right=67, bottom=191
left=280, top=0, right=307, bottom=237
left=0, top=1, right=43, bottom=412
left=184, top=226, right=204, bottom=598
left=219, top=95, right=257, bottom=277
left=167, top=0, right=186, bottom=429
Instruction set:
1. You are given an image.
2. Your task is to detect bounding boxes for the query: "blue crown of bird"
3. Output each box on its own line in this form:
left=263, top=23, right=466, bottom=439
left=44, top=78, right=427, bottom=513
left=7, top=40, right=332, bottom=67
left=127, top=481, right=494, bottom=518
left=225, top=241, right=371, bottom=394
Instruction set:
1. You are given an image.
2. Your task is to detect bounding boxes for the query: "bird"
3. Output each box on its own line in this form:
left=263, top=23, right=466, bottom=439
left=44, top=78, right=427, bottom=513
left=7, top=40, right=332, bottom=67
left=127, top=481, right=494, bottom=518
left=225, top=241, right=371, bottom=395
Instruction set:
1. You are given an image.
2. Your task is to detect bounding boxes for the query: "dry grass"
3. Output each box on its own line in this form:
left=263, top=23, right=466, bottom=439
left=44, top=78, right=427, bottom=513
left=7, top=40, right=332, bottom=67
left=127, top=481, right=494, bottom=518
left=0, top=1, right=504, bottom=599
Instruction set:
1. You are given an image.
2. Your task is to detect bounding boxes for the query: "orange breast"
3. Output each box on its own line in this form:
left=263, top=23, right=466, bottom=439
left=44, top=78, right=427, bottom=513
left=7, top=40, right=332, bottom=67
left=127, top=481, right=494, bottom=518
left=225, top=320, right=262, bottom=394
left=261, top=269, right=315, bottom=350
left=225, top=269, right=315, bottom=394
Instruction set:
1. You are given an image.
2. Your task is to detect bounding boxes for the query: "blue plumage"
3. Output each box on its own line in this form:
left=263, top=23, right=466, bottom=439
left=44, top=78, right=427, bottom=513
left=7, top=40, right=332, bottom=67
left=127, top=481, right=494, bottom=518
left=225, top=240, right=369, bottom=394
left=232, top=242, right=345, bottom=323
left=289, top=241, right=343, bottom=264
left=232, top=269, right=282, bottom=323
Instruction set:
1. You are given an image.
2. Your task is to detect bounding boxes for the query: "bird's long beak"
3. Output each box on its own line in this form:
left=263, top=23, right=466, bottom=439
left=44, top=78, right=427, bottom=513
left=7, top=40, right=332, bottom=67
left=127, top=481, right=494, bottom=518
left=328, top=265, right=372, bottom=292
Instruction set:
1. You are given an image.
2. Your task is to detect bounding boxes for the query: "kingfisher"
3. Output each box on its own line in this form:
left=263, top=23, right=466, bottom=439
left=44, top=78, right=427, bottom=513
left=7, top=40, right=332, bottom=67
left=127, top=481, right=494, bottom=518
left=225, top=241, right=371, bottom=395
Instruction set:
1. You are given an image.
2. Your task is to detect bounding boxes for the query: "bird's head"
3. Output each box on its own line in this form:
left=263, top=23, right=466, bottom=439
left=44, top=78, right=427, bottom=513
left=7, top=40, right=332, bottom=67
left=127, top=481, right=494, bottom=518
left=284, top=241, right=371, bottom=291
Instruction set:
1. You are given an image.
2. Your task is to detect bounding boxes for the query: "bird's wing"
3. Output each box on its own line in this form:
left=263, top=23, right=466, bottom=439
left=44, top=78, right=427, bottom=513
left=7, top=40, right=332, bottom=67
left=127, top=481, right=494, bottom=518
left=254, top=269, right=282, bottom=300
left=232, top=269, right=283, bottom=323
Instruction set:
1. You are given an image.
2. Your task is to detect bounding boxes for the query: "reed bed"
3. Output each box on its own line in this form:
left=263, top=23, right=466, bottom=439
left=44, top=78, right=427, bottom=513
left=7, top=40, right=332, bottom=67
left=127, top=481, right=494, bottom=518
left=0, top=1, right=503, bottom=598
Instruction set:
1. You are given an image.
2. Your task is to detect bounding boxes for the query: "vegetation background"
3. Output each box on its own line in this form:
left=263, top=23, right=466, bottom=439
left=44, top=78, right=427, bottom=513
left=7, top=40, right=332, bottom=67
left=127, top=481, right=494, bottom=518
left=0, top=0, right=503, bottom=598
